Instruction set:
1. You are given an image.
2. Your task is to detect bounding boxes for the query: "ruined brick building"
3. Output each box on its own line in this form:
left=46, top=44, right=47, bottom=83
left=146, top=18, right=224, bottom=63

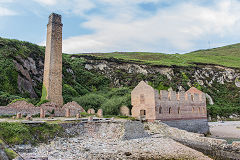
left=131, top=81, right=209, bottom=134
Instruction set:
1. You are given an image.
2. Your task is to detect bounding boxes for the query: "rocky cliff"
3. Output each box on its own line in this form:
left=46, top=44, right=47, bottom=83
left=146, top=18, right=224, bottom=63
left=71, top=55, right=240, bottom=118
left=0, top=37, right=240, bottom=118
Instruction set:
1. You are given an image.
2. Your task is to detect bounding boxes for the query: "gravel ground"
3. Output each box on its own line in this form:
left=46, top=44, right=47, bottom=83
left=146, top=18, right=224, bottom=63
left=18, top=135, right=212, bottom=160
left=209, top=121, right=240, bottom=138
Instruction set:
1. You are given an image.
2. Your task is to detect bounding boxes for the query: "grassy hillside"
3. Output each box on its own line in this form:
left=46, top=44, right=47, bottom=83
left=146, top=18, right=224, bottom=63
left=0, top=37, right=240, bottom=119
left=85, top=43, right=240, bottom=68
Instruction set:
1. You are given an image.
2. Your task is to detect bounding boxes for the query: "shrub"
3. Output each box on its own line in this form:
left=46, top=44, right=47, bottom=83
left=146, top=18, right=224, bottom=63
left=73, top=93, right=106, bottom=111
left=80, top=112, right=93, bottom=117
left=107, top=87, right=131, bottom=98
left=0, top=91, right=22, bottom=106
left=63, top=84, right=79, bottom=103
left=101, top=96, right=130, bottom=115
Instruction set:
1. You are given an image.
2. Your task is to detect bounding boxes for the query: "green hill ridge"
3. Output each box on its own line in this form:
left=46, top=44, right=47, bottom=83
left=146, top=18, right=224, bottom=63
left=85, top=43, right=240, bottom=68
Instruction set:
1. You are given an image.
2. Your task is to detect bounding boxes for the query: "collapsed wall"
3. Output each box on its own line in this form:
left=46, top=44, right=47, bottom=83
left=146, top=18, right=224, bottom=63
left=0, top=101, right=84, bottom=117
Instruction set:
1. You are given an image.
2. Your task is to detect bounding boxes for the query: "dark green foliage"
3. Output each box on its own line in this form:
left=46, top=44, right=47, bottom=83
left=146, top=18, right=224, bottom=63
left=63, top=84, right=79, bottom=103
left=73, top=93, right=106, bottom=111
left=0, top=122, right=63, bottom=145
left=203, top=82, right=240, bottom=119
left=101, top=95, right=130, bottom=115
left=73, top=87, right=132, bottom=115
left=0, top=91, right=22, bottom=106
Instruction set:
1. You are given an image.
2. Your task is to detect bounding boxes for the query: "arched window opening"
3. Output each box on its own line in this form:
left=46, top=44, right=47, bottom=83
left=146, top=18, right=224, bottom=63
left=159, top=107, right=162, bottom=114
left=178, top=107, right=180, bottom=114
left=140, top=94, right=145, bottom=104
left=169, top=107, right=172, bottom=114
left=191, top=95, right=194, bottom=101
left=192, top=107, right=195, bottom=113
left=198, top=107, right=201, bottom=113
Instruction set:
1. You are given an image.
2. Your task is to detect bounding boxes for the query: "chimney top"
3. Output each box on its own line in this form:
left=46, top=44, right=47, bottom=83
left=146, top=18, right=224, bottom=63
left=48, top=13, right=62, bottom=25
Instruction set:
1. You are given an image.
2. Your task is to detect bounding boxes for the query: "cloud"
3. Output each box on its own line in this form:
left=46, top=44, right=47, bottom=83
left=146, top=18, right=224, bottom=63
left=0, top=6, right=16, bottom=16
left=61, top=0, right=240, bottom=53
left=0, top=0, right=17, bottom=16
left=33, top=0, right=57, bottom=6
left=33, top=0, right=95, bottom=16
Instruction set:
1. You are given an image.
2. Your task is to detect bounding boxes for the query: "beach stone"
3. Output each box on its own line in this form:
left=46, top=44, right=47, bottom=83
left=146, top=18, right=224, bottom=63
left=232, top=141, right=240, bottom=149
left=88, top=116, right=93, bottom=122
left=26, top=115, right=33, bottom=121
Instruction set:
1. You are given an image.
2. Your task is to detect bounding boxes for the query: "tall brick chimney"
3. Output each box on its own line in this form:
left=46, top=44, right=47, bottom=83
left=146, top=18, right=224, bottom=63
left=42, top=13, right=63, bottom=106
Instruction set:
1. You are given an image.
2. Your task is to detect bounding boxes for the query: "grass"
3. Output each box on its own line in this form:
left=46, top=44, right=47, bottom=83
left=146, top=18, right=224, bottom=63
left=4, top=148, right=18, bottom=160
left=0, top=122, right=63, bottom=145
left=82, top=43, right=240, bottom=68
left=103, top=115, right=136, bottom=120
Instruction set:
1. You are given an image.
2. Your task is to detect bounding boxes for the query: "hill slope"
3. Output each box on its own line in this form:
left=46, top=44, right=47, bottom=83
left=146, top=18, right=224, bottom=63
left=84, top=43, right=240, bottom=68
left=0, top=37, right=240, bottom=119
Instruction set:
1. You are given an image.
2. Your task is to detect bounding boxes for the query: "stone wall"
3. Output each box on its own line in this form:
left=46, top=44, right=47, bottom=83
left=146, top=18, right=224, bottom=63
left=120, top=106, right=130, bottom=116
left=131, top=81, right=157, bottom=120
left=0, top=101, right=85, bottom=117
left=162, top=119, right=209, bottom=134
left=60, top=121, right=149, bottom=140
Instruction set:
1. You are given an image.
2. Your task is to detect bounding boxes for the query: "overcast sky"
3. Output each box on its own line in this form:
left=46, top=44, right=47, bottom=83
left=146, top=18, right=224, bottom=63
left=0, top=0, right=240, bottom=54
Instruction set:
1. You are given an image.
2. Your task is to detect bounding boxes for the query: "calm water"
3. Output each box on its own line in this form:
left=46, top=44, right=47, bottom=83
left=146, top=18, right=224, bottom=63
left=223, top=138, right=240, bottom=144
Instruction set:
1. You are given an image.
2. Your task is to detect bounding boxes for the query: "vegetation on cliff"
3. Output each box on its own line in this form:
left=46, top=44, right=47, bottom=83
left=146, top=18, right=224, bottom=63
left=0, top=37, right=240, bottom=119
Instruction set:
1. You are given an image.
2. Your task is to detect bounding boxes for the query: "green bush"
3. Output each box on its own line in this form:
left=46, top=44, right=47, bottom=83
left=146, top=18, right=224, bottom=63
left=101, top=95, right=130, bottom=115
left=63, top=84, right=79, bottom=103
left=73, top=93, right=106, bottom=111
left=80, top=112, right=93, bottom=117
left=0, top=91, right=23, bottom=106
left=107, top=87, right=131, bottom=97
